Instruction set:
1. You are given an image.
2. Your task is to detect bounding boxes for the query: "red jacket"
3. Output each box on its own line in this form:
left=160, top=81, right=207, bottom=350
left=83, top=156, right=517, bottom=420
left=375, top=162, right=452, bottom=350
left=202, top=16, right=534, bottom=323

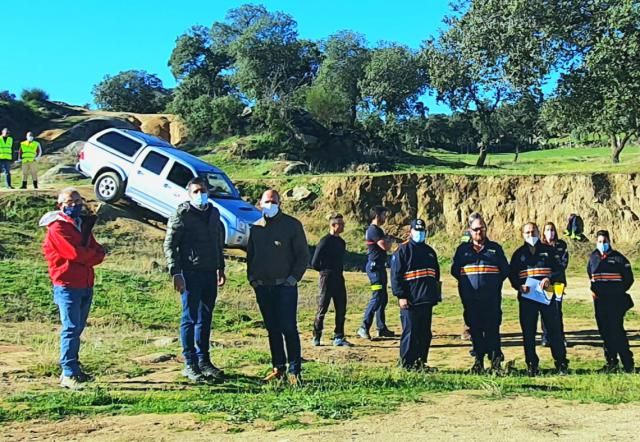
left=40, top=211, right=105, bottom=288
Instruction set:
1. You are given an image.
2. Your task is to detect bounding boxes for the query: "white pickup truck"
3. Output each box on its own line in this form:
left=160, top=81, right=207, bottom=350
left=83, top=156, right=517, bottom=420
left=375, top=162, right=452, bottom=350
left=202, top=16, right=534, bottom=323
left=76, top=128, right=261, bottom=248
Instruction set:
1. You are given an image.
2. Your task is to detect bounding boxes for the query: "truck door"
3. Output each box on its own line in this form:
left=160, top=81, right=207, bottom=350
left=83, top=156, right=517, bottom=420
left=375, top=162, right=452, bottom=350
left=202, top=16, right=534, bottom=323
left=164, top=160, right=196, bottom=211
left=127, top=149, right=173, bottom=217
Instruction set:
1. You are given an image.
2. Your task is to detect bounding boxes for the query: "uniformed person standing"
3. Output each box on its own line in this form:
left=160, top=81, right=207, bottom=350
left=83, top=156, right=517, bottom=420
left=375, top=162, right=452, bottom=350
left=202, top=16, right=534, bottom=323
left=540, top=221, right=569, bottom=347
left=390, top=219, right=441, bottom=370
left=509, top=222, right=568, bottom=376
left=588, top=230, right=635, bottom=373
left=451, top=213, right=509, bottom=374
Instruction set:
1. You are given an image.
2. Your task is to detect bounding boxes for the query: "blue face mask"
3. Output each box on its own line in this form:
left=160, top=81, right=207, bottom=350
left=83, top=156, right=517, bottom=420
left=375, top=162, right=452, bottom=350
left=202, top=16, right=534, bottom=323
left=62, top=205, right=82, bottom=219
left=597, top=243, right=610, bottom=254
left=190, top=192, right=208, bottom=209
left=411, top=230, right=426, bottom=243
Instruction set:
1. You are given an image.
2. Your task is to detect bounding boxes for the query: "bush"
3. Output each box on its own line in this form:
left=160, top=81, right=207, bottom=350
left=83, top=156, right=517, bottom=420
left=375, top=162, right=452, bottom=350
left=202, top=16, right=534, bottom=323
left=210, top=95, right=246, bottom=138
left=20, top=88, right=49, bottom=103
left=305, top=84, right=350, bottom=127
left=92, top=70, right=170, bottom=113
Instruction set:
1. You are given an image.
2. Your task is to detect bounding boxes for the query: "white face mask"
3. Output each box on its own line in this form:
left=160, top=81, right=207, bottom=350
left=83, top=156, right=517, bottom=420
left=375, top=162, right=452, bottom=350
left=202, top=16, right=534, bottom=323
left=27, top=135, right=34, bottom=142
left=262, top=202, right=279, bottom=218
left=525, top=236, right=539, bottom=247
left=544, top=230, right=555, bottom=241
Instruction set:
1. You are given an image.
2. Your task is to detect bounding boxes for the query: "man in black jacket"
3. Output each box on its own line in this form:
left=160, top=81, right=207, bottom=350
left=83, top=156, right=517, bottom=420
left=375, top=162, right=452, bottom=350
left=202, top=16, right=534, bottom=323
left=451, top=213, right=509, bottom=374
left=164, top=177, right=226, bottom=382
left=311, top=213, right=352, bottom=347
left=588, top=230, right=635, bottom=373
left=391, top=219, right=441, bottom=370
left=509, top=222, right=568, bottom=376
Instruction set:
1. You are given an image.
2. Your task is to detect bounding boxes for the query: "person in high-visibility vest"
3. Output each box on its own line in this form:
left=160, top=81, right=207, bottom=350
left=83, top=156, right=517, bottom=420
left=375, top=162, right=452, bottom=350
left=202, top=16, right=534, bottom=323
left=0, top=127, right=14, bottom=188
left=19, top=131, right=42, bottom=189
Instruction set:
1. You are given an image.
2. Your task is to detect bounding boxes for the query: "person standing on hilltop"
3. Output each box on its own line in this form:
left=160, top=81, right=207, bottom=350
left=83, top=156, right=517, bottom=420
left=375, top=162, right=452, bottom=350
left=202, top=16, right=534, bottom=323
left=391, top=219, right=442, bottom=370
left=0, top=127, right=14, bottom=189
left=39, top=187, right=105, bottom=389
left=311, top=213, right=353, bottom=347
left=247, top=189, right=310, bottom=386
left=18, top=131, right=42, bottom=189
left=451, top=213, right=510, bottom=374
left=540, top=222, right=569, bottom=348
left=164, top=177, right=227, bottom=383
left=588, top=230, right=635, bottom=373
left=509, top=222, right=568, bottom=376
left=357, top=206, right=396, bottom=340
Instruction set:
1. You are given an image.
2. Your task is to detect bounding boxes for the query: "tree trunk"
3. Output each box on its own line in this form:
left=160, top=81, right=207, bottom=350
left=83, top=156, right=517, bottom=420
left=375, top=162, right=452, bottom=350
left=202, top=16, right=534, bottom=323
left=476, top=145, right=488, bottom=167
left=610, top=134, right=631, bottom=164
left=513, top=145, right=519, bottom=163
left=349, top=103, right=357, bottom=128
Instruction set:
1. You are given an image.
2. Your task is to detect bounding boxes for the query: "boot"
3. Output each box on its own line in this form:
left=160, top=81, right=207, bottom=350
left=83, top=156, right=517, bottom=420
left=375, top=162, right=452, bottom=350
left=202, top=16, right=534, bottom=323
left=555, top=360, right=569, bottom=375
left=470, top=358, right=484, bottom=374
left=33, top=180, right=38, bottom=189
left=490, top=356, right=502, bottom=374
left=20, top=181, right=27, bottom=189
left=527, top=363, right=539, bottom=377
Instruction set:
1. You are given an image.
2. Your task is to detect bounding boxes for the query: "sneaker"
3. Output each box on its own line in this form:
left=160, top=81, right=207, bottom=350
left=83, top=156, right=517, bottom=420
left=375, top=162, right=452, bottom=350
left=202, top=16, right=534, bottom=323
left=527, top=364, right=539, bottom=377
left=287, top=373, right=303, bottom=387
left=182, top=364, right=205, bottom=382
left=357, top=327, right=371, bottom=340
left=555, top=361, right=569, bottom=375
left=377, top=328, right=395, bottom=338
left=262, top=367, right=286, bottom=383
left=333, top=337, right=353, bottom=347
left=60, top=374, right=89, bottom=390
left=598, top=362, right=619, bottom=374
left=312, top=336, right=321, bottom=347
left=470, top=359, right=484, bottom=374
left=199, top=361, right=224, bottom=380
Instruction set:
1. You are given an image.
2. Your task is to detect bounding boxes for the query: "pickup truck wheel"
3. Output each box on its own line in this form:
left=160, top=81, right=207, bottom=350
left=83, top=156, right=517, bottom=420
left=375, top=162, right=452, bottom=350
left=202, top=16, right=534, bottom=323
left=95, top=171, right=124, bottom=203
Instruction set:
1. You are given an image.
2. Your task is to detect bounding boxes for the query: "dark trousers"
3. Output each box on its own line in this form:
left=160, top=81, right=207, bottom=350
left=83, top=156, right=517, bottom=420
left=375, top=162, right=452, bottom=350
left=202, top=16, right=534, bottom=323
left=180, top=271, right=218, bottom=365
left=400, top=304, right=433, bottom=368
left=541, top=300, right=565, bottom=343
left=462, top=294, right=502, bottom=361
left=595, top=296, right=634, bottom=368
left=0, top=160, right=11, bottom=187
left=362, top=263, right=388, bottom=331
left=519, top=297, right=567, bottom=367
left=255, top=284, right=301, bottom=374
left=313, top=271, right=347, bottom=339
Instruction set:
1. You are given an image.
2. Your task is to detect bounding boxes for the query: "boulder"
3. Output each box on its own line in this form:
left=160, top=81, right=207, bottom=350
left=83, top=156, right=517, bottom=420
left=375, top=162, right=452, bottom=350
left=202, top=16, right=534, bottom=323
left=67, top=117, right=138, bottom=141
left=40, top=164, right=85, bottom=183
left=285, top=186, right=317, bottom=202
left=284, top=161, right=308, bottom=175
left=133, top=353, right=175, bottom=364
left=140, top=116, right=171, bottom=142
left=63, top=140, right=86, bottom=156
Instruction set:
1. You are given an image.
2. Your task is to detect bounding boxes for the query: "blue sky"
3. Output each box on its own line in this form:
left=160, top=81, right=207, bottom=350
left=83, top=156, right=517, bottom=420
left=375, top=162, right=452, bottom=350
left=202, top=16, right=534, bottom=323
left=3, top=0, right=452, bottom=112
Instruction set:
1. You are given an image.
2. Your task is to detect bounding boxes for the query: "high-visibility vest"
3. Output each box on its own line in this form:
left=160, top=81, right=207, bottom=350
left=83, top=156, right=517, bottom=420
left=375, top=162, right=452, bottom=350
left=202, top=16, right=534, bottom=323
left=20, top=140, right=39, bottom=163
left=0, top=136, right=12, bottom=160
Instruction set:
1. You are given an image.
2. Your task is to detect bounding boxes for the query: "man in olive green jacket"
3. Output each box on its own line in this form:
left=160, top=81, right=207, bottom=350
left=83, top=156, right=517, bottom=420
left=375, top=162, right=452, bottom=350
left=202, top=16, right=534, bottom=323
left=247, top=189, right=310, bottom=385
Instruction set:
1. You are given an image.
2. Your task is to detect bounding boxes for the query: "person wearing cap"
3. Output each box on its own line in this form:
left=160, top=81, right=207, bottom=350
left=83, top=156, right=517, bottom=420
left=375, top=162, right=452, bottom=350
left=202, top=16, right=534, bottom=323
left=19, top=131, right=42, bottom=189
left=451, top=213, right=509, bottom=374
left=311, top=213, right=352, bottom=347
left=358, top=206, right=395, bottom=340
left=0, top=127, right=14, bottom=189
left=390, top=219, right=441, bottom=370
left=509, top=222, right=568, bottom=376
left=588, top=229, right=635, bottom=373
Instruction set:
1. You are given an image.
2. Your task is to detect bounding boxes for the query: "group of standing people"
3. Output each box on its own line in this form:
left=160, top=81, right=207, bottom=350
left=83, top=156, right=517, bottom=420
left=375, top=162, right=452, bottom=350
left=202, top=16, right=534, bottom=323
left=39, top=182, right=636, bottom=390
left=0, top=127, right=43, bottom=189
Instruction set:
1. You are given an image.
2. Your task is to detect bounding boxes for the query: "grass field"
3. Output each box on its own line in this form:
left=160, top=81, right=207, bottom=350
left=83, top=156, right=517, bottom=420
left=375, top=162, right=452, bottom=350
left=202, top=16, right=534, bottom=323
left=1, top=190, right=640, bottom=440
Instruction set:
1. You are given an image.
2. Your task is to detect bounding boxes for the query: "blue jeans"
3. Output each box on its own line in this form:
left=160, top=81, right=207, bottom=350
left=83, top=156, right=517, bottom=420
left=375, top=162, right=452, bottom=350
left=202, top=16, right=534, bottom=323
left=255, top=284, right=301, bottom=374
left=53, top=286, right=93, bottom=376
left=362, top=262, right=388, bottom=331
left=0, top=160, right=11, bottom=187
left=180, top=271, right=218, bottom=365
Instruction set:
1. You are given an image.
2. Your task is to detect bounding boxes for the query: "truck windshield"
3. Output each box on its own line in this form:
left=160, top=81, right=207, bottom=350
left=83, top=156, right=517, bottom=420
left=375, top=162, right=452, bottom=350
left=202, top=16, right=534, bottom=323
left=199, top=172, right=239, bottom=199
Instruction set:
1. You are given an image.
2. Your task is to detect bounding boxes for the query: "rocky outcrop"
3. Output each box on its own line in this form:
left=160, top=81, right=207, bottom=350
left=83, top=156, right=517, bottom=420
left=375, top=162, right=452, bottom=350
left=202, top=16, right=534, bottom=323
left=320, top=173, right=640, bottom=244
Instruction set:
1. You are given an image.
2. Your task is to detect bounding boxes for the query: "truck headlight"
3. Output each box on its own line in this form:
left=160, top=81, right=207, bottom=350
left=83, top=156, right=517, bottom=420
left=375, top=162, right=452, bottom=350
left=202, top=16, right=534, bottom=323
left=237, top=221, right=248, bottom=233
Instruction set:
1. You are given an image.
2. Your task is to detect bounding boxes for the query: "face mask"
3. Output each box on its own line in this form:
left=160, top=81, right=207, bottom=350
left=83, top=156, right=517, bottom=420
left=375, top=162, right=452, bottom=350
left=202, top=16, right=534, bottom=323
left=597, top=243, right=610, bottom=254
left=190, top=192, right=208, bottom=209
left=544, top=230, right=555, bottom=241
left=525, top=236, right=539, bottom=247
left=63, top=205, right=82, bottom=219
left=411, top=230, right=426, bottom=243
left=262, top=202, right=279, bottom=218
left=27, top=135, right=34, bottom=142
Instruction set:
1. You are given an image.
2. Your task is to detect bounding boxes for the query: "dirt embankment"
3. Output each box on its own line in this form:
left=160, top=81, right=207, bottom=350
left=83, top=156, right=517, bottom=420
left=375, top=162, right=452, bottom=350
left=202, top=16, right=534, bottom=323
left=316, top=173, right=640, bottom=245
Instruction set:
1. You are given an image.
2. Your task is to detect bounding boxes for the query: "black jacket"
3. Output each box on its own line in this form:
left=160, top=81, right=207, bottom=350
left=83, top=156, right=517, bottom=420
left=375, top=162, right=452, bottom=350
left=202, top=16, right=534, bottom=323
left=587, top=249, right=634, bottom=297
left=451, top=240, right=509, bottom=299
left=391, top=240, right=441, bottom=306
left=163, top=202, right=225, bottom=276
left=509, top=242, right=563, bottom=295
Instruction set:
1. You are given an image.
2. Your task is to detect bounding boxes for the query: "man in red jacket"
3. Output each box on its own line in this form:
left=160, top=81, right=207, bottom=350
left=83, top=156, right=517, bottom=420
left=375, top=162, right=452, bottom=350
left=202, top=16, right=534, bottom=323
left=40, top=187, right=105, bottom=389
